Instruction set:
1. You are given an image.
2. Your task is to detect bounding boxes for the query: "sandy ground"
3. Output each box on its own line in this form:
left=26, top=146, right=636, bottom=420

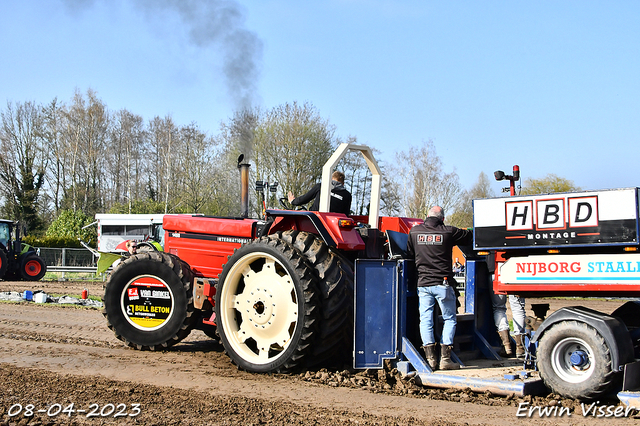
left=0, top=279, right=638, bottom=425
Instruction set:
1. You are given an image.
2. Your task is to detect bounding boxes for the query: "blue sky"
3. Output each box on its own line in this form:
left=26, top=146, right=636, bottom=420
left=1, top=1, right=639, bottom=195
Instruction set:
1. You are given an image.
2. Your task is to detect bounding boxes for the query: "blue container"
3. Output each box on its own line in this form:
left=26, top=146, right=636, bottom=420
left=23, top=290, right=33, bottom=301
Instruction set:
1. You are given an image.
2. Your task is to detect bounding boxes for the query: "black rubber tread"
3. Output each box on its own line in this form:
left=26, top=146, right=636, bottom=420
left=19, top=254, right=47, bottom=281
left=537, top=320, right=619, bottom=400
left=0, top=248, right=7, bottom=280
left=216, top=236, right=321, bottom=373
left=102, top=251, right=195, bottom=351
left=136, top=242, right=158, bottom=253
left=277, top=230, right=353, bottom=365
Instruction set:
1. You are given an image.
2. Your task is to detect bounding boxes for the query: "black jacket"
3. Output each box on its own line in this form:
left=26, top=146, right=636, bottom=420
left=406, top=217, right=472, bottom=287
left=291, top=181, right=352, bottom=215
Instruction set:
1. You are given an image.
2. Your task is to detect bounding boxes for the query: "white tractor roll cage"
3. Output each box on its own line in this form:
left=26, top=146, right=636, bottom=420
left=318, top=143, right=382, bottom=229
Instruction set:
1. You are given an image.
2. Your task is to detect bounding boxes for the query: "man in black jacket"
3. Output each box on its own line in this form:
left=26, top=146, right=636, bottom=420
left=287, top=171, right=351, bottom=215
left=407, top=206, right=472, bottom=370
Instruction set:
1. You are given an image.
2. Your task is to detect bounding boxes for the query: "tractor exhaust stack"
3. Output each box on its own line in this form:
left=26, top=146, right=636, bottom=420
left=238, top=154, right=251, bottom=218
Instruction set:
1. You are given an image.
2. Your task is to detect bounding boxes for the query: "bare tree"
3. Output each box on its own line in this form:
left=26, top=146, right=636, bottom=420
left=391, top=140, right=462, bottom=219
left=253, top=101, right=336, bottom=210
left=107, top=109, right=145, bottom=213
left=335, top=136, right=381, bottom=216
left=448, top=172, right=495, bottom=228
left=173, top=124, right=217, bottom=213
left=42, top=98, right=66, bottom=216
left=62, top=89, right=109, bottom=215
left=0, top=101, right=48, bottom=232
left=147, top=115, right=179, bottom=213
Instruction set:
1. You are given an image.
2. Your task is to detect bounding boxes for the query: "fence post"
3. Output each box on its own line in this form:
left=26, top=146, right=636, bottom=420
left=61, top=248, right=66, bottom=282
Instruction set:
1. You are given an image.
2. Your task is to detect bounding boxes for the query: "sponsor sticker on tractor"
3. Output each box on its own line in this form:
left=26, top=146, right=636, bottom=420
left=122, top=276, right=174, bottom=330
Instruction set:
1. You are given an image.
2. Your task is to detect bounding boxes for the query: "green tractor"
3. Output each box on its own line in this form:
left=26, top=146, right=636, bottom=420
left=0, top=219, right=47, bottom=281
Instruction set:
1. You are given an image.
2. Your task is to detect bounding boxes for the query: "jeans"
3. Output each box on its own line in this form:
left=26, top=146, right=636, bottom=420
left=418, top=284, right=457, bottom=346
left=492, top=292, right=510, bottom=332
left=510, top=295, right=526, bottom=335
left=492, top=293, right=527, bottom=335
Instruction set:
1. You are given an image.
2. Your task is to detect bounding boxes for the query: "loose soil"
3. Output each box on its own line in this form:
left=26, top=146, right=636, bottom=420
left=0, top=280, right=638, bottom=425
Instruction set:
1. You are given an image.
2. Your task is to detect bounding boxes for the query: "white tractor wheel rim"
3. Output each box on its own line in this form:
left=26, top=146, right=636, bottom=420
left=220, top=252, right=299, bottom=365
left=550, top=336, right=595, bottom=384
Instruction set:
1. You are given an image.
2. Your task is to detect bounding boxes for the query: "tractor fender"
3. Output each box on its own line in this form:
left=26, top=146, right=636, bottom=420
left=266, top=209, right=365, bottom=250
left=532, top=306, right=634, bottom=372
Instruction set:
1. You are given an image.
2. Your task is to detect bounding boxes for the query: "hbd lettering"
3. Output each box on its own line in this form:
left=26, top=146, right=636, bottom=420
left=505, top=195, right=598, bottom=232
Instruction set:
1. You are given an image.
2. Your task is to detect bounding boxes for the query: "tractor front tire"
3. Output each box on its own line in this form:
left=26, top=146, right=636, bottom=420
left=216, top=236, right=321, bottom=373
left=20, top=255, right=46, bottom=281
left=102, top=251, right=195, bottom=350
left=537, top=321, right=618, bottom=400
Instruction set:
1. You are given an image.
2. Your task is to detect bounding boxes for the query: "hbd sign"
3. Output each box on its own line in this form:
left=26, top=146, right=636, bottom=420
left=506, top=196, right=599, bottom=231
left=473, top=188, right=639, bottom=249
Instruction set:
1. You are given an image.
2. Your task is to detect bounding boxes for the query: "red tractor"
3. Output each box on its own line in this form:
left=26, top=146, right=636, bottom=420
left=102, top=144, right=422, bottom=372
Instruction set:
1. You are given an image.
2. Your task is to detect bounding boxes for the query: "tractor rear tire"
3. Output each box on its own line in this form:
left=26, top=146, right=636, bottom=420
left=216, top=236, right=321, bottom=373
left=102, top=251, right=195, bottom=350
left=0, top=249, right=7, bottom=280
left=20, top=255, right=46, bottom=281
left=278, top=230, right=353, bottom=366
left=537, top=320, right=618, bottom=400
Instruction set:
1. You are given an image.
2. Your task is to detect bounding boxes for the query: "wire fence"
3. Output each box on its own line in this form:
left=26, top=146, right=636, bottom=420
left=36, top=247, right=106, bottom=281
left=38, top=248, right=97, bottom=268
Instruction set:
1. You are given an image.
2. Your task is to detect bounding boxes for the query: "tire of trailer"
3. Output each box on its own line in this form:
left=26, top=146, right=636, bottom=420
left=215, top=236, right=321, bottom=373
left=20, top=254, right=46, bottom=281
left=0, top=249, right=7, bottom=280
left=537, top=320, right=618, bottom=400
left=102, top=251, right=195, bottom=350
left=278, top=230, right=353, bottom=366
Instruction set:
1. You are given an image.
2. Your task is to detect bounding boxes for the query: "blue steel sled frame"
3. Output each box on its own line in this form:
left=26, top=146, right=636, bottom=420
left=353, top=256, right=547, bottom=397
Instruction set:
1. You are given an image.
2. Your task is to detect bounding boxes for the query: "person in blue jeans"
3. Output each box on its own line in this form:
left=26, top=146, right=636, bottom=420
left=407, top=206, right=472, bottom=370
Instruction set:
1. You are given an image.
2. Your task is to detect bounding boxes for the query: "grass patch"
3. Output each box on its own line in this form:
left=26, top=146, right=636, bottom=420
left=42, top=272, right=106, bottom=282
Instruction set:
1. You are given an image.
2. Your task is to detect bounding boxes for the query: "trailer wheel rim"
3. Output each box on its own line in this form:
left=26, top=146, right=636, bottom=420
left=120, top=275, right=175, bottom=331
left=23, top=259, right=42, bottom=276
left=219, top=252, right=299, bottom=365
left=550, top=336, right=595, bottom=384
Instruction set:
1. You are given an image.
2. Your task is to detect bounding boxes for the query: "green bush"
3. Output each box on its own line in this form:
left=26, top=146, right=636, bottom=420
left=46, top=210, right=97, bottom=241
left=23, top=235, right=84, bottom=248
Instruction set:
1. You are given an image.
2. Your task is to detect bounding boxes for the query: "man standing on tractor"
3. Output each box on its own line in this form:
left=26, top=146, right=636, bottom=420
left=287, top=171, right=352, bottom=215
left=407, top=206, right=472, bottom=371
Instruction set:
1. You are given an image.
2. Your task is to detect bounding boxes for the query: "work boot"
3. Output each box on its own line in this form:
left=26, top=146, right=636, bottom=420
left=498, top=330, right=513, bottom=357
left=515, top=334, right=526, bottom=358
left=439, top=344, right=460, bottom=370
left=423, top=344, right=438, bottom=371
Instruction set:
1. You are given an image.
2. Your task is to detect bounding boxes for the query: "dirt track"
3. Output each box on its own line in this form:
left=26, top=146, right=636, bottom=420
left=0, top=280, right=638, bottom=425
